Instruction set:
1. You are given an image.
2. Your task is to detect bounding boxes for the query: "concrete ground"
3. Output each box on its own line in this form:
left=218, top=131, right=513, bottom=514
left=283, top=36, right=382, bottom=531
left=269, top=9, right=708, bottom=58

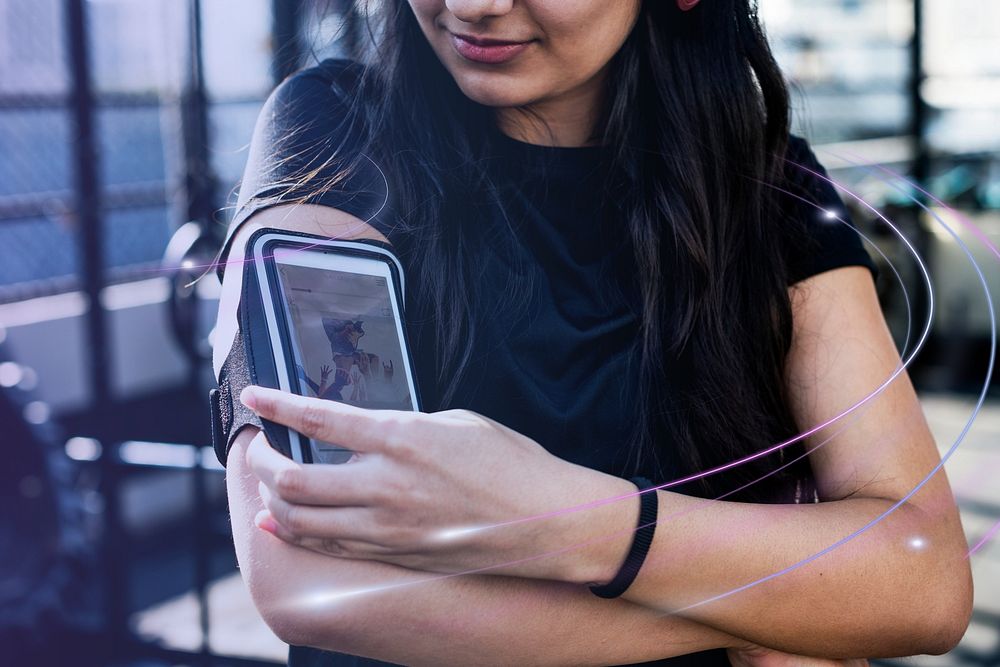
left=134, top=393, right=1000, bottom=666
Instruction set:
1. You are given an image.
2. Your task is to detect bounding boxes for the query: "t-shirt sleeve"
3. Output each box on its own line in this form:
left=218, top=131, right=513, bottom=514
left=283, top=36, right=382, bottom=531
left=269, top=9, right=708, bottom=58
left=780, top=135, right=879, bottom=286
left=211, top=59, right=392, bottom=282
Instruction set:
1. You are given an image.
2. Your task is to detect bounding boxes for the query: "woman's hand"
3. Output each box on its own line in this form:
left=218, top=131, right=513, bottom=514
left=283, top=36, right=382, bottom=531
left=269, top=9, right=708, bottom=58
left=240, top=385, right=638, bottom=583
left=727, top=645, right=870, bottom=667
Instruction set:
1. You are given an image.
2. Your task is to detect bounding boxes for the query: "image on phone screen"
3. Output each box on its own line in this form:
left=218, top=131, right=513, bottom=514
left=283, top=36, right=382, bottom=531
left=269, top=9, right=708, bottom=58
left=272, top=247, right=415, bottom=463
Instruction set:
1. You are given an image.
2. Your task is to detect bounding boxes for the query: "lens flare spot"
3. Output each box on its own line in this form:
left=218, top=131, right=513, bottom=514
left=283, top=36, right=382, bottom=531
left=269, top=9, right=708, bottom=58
left=289, top=577, right=433, bottom=612
left=433, top=525, right=486, bottom=542
left=299, top=587, right=371, bottom=609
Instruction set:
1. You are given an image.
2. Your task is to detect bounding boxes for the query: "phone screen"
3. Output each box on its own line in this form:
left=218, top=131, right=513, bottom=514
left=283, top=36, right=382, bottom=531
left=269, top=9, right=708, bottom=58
left=272, top=246, right=416, bottom=463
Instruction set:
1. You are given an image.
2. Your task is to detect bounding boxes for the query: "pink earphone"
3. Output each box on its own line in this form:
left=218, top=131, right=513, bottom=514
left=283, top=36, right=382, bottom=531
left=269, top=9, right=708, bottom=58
left=677, top=0, right=701, bottom=10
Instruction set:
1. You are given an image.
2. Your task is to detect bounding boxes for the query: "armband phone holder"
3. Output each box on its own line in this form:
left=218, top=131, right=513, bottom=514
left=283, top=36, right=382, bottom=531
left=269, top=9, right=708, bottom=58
left=209, top=227, right=419, bottom=467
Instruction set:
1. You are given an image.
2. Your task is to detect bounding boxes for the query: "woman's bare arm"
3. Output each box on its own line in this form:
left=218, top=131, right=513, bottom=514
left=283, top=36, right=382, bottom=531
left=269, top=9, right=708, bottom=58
left=564, top=267, right=973, bottom=658
left=215, top=204, right=748, bottom=664
left=220, top=207, right=968, bottom=660
left=228, top=428, right=745, bottom=665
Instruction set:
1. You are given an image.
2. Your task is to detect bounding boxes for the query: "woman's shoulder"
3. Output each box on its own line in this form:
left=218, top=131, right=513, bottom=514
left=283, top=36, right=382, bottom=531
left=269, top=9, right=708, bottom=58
left=781, top=134, right=833, bottom=196
left=234, top=56, right=378, bottom=209
left=279, top=58, right=367, bottom=101
left=259, top=58, right=368, bottom=132
left=777, top=134, right=880, bottom=286
left=212, top=58, right=388, bottom=282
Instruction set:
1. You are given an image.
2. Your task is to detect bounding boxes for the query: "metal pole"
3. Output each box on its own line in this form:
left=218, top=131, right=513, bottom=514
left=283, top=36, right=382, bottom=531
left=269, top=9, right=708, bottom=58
left=910, top=0, right=929, bottom=187
left=194, top=447, right=212, bottom=660
left=908, top=0, right=934, bottom=380
left=272, top=0, right=303, bottom=85
left=65, top=0, right=124, bottom=648
left=182, top=1, right=215, bottom=657
left=183, top=0, right=218, bottom=229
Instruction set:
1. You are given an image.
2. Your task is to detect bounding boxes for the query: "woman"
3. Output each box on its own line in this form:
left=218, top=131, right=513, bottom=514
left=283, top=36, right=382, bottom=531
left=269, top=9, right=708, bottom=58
left=208, top=0, right=973, bottom=665
left=298, top=319, right=365, bottom=400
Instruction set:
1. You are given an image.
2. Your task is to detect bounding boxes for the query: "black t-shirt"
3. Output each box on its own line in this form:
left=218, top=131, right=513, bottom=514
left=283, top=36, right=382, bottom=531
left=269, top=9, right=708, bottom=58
left=216, top=58, right=878, bottom=667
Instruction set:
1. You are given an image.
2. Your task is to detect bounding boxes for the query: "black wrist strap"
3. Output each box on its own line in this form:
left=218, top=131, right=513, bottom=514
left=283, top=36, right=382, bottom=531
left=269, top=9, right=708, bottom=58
left=589, top=476, right=658, bottom=599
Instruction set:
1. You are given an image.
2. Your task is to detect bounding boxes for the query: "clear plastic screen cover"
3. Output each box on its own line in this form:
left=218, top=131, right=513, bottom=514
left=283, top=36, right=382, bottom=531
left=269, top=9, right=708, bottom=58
left=272, top=246, right=417, bottom=464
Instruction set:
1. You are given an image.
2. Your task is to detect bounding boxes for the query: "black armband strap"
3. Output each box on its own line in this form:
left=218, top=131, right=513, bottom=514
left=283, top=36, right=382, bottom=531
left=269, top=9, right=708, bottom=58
left=208, top=227, right=411, bottom=468
left=210, top=323, right=264, bottom=467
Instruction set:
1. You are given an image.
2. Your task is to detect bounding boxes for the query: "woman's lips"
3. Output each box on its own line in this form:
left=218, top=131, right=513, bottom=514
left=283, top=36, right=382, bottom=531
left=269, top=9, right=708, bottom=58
left=450, top=33, right=532, bottom=64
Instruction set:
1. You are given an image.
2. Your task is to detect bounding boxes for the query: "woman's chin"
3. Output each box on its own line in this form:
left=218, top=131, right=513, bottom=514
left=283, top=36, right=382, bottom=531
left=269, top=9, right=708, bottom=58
left=449, top=72, right=542, bottom=109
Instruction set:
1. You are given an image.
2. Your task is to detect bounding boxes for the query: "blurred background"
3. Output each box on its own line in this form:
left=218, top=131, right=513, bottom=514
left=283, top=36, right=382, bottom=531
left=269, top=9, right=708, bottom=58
left=0, top=0, right=997, bottom=665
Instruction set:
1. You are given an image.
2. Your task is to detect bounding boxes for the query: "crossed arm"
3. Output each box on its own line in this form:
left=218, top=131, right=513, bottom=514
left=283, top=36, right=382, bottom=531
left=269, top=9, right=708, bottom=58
left=590, top=266, right=974, bottom=657
left=217, top=205, right=749, bottom=665
left=228, top=428, right=749, bottom=665
left=215, top=204, right=972, bottom=664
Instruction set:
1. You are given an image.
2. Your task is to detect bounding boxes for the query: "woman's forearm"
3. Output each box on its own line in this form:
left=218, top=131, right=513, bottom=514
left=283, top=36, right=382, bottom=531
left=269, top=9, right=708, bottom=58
left=227, top=428, right=745, bottom=666
left=568, top=481, right=971, bottom=659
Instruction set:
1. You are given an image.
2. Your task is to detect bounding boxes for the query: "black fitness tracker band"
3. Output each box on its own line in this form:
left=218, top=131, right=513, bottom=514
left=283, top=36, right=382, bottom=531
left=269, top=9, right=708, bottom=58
left=589, top=476, right=659, bottom=599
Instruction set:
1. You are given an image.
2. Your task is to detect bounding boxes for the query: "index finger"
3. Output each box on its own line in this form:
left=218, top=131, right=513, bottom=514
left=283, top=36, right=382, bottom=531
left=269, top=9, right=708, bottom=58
left=245, top=432, right=374, bottom=506
left=240, top=385, right=390, bottom=453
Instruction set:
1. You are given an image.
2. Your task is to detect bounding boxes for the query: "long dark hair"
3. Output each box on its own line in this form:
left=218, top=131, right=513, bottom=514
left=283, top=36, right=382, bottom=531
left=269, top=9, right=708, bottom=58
left=298, top=0, right=814, bottom=503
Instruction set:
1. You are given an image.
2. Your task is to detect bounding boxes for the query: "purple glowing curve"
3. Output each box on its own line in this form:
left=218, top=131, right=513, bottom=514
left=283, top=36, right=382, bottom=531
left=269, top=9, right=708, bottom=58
left=183, top=147, right=918, bottom=545
left=282, top=424, right=878, bottom=613
left=471, top=164, right=936, bottom=534
left=198, top=148, right=936, bottom=545
left=274, top=168, right=933, bottom=614
left=393, top=161, right=984, bottom=616
left=280, top=407, right=895, bottom=613
left=770, top=183, right=915, bottom=360
left=433, top=170, right=929, bottom=564
left=660, top=157, right=995, bottom=614
left=586, top=184, right=922, bottom=521
left=284, top=164, right=995, bottom=615
left=201, top=143, right=931, bottom=539
left=187, top=141, right=932, bottom=538
left=177, top=138, right=926, bottom=557
left=850, top=155, right=1000, bottom=561
left=647, top=393, right=908, bottom=546
left=968, top=518, right=1000, bottom=559
left=266, top=158, right=992, bottom=620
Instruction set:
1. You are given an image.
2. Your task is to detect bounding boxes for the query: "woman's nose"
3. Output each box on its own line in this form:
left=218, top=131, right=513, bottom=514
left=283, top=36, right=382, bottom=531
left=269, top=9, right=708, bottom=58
left=444, top=0, right=515, bottom=23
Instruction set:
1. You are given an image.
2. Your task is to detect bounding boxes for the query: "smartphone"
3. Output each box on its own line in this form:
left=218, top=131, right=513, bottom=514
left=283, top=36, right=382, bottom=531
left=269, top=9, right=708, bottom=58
left=250, top=229, right=421, bottom=464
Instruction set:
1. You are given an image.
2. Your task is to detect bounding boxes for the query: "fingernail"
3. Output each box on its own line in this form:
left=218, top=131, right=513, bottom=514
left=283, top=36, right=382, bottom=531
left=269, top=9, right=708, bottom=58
left=258, top=480, right=271, bottom=503
left=254, top=509, right=277, bottom=534
left=239, top=386, right=257, bottom=409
